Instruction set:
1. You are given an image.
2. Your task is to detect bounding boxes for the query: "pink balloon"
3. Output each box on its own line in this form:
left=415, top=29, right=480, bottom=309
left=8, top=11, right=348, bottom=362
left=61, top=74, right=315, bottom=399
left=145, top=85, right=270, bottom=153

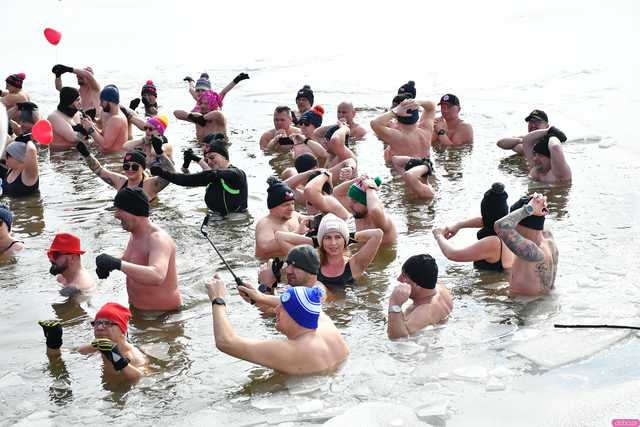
left=44, top=28, right=62, bottom=46
left=32, top=120, right=53, bottom=145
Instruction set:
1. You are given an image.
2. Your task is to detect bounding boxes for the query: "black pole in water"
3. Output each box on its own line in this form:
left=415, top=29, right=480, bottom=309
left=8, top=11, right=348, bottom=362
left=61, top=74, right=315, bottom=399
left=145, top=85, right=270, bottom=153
left=200, top=214, right=243, bottom=287
left=554, top=324, right=640, bottom=331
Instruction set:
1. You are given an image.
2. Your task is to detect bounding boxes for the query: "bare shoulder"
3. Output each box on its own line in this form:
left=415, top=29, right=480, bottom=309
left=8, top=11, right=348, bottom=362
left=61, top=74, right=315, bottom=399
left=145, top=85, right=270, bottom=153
left=150, top=227, right=175, bottom=247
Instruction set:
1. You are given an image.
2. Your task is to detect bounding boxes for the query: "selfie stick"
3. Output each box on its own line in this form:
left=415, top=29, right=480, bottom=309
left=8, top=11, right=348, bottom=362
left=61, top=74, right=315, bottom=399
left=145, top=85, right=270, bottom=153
left=200, top=214, right=243, bottom=287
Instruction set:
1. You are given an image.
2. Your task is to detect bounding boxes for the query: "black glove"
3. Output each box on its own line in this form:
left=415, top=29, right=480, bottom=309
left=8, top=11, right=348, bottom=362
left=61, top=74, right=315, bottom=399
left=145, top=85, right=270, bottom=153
left=8, top=123, right=14, bottom=136
left=348, top=232, right=358, bottom=245
left=183, top=76, right=194, bottom=83
left=95, top=254, right=122, bottom=279
left=72, top=123, right=90, bottom=138
left=84, top=108, right=97, bottom=120
left=182, top=148, right=201, bottom=169
left=271, top=257, right=284, bottom=284
left=150, top=135, right=166, bottom=156
left=233, top=72, right=250, bottom=84
left=38, top=320, right=63, bottom=349
left=91, top=339, right=130, bottom=371
left=547, top=126, right=567, bottom=143
left=278, top=136, right=294, bottom=146
left=52, top=64, right=74, bottom=78
left=188, top=113, right=207, bottom=127
left=76, top=141, right=91, bottom=157
left=49, top=262, right=65, bottom=276
left=150, top=165, right=170, bottom=179
left=129, top=98, right=141, bottom=110
left=120, top=105, right=132, bottom=120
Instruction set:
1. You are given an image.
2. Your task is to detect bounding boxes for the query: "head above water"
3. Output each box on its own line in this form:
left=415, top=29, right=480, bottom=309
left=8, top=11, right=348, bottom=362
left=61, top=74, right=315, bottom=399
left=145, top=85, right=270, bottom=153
left=5, top=73, right=25, bottom=90
left=295, top=85, right=314, bottom=110
left=266, top=176, right=295, bottom=210
left=279, top=286, right=323, bottom=330
left=401, top=254, right=438, bottom=289
left=317, top=213, right=349, bottom=249
left=114, top=187, right=150, bottom=218
left=273, top=105, right=293, bottom=129
left=397, top=80, right=416, bottom=99
left=510, top=196, right=545, bottom=230
left=286, top=244, right=321, bottom=276
left=298, top=105, right=324, bottom=129
left=480, top=182, right=509, bottom=236
left=0, top=204, right=13, bottom=233
left=94, top=302, right=131, bottom=335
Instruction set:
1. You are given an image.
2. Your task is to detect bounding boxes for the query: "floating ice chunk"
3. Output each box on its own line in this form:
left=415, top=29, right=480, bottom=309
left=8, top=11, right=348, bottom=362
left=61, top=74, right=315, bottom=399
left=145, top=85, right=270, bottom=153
left=323, top=402, right=426, bottom=426
left=489, top=366, right=514, bottom=378
left=0, top=372, right=25, bottom=388
left=296, top=399, right=324, bottom=413
left=251, top=395, right=291, bottom=410
left=451, top=366, right=488, bottom=382
left=415, top=399, right=450, bottom=425
left=287, top=376, right=327, bottom=395
left=485, top=376, right=505, bottom=391
left=140, top=342, right=171, bottom=362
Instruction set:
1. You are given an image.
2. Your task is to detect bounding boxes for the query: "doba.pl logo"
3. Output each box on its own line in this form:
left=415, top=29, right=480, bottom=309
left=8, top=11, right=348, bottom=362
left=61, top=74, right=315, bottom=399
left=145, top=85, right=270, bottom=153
left=612, top=420, right=640, bottom=427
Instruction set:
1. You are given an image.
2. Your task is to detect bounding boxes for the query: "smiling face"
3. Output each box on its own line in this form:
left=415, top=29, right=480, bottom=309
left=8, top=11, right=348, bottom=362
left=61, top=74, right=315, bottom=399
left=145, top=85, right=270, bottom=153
left=271, top=200, right=295, bottom=220
left=321, top=231, right=346, bottom=255
left=92, top=318, right=121, bottom=340
left=440, top=102, right=460, bottom=120
left=122, top=160, right=144, bottom=181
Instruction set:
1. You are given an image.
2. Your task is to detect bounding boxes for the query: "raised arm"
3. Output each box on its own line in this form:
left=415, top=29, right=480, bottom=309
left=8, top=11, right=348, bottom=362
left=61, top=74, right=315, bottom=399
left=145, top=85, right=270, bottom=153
left=349, top=228, right=383, bottom=278
left=77, top=141, right=126, bottom=189
left=548, top=138, right=571, bottom=181
left=150, top=167, right=216, bottom=187
left=73, top=68, right=100, bottom=91
left=416, top=100, right=436, bottom=131
left=219, top=73, right=249, bottom=99
left=496, top=136, right=523, bottom=150
left=122, top=136, right=146, bottom=151
left=274, top=230, right=313, bottom=254
left=303, top=171, right=351, bottom=220
left=120, top=233, right=172, bottom=285
left=432, top=227, right=499, bottom=262
left=21, top=141, right=39, bottom=183
left=370, top=111, right=398, bottom=143
left=494, top=203, right=544, bottom=262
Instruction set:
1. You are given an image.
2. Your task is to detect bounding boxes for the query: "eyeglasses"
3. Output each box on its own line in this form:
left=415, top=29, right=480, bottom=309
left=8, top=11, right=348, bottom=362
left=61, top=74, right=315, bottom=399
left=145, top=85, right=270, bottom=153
left=123, top=162, right=141, bottom=171
left=91, top=319, right=117, bottom=328
left=144, top=126, right=154, bottom=132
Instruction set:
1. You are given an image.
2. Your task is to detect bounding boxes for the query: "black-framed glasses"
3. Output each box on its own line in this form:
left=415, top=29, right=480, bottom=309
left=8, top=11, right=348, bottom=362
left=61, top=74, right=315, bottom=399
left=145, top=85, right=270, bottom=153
left=123, top=162, right=141, bottom=171
left=90, top=319, right=117, bottom=328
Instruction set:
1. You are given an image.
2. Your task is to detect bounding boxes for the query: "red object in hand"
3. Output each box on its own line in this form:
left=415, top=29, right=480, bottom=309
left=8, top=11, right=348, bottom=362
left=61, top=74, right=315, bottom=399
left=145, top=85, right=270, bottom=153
left=32, top=119, right=53, bottom=145
left=44, top=28, right=62, bottom=46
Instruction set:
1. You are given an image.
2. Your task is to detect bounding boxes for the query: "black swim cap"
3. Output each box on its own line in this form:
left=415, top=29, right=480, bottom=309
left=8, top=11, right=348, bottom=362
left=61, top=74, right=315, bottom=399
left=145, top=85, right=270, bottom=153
left=114, top=187, right=150, bottom=217
left=402, top=254, right=438, bottom=289
left=295, top=153, right=318, bottom=173
left=510, top=196, right=545, bottom=230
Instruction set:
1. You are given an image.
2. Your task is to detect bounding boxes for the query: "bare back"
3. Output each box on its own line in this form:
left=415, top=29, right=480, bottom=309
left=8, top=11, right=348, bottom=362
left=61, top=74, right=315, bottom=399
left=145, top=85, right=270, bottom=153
left=405, top=284, right=453, bottom=330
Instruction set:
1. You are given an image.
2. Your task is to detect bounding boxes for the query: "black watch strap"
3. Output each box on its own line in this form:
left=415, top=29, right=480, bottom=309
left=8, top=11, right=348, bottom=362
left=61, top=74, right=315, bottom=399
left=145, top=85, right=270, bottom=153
left=211, top=297, right=226, bottom=306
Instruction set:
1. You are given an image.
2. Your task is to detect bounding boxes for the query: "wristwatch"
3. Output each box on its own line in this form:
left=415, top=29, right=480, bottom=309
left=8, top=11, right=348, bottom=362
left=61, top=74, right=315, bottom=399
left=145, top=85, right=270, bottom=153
left=389, top=305, right=402, bottom=313
left=211, top=297, right=226, bottom=306
left=303, top=138, right=309, bottom=145
left=87, top=127, right=95, bottom=135
left=524, top=204, right=534, bottom=215
left=437, top=129, right=447, bottom=136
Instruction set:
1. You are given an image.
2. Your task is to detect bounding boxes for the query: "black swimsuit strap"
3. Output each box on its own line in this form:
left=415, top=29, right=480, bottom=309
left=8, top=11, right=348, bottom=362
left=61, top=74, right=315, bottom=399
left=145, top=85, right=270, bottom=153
left=0, top=240, right=22, bottom=255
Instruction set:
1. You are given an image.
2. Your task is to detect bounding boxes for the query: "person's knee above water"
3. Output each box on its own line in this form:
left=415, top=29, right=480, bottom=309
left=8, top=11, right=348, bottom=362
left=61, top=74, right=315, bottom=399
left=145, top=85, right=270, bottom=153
left=80, top=84, right=128, bottom=153
left=496, top=109, right=550, bottom=154
left=391, top=155, right=435, bottom=199
left=47, top=232, right=96, bottom=296
left=432, top=93, right=474, bottom=146
left=387, top=254, right=453, bottom=339
left=523, top=127, right=571, bottom=183
left=303, top=169, right=351, bottom=220
left=95, top=187, right=182, bottom=311
left=150, top=137, right=247, bottom=216
left=207, top=272, right=348, bottom=375
left=260, top=105, right=302, bottom=150
left=38, top=302, right=146, bottom=383
left=432, top=182, right=515, bottom=271
left=494, top=193, right=559, bottom=296
left=0, top=203, right=24, bottom=257
left=1, top=139, right=39, bottom=197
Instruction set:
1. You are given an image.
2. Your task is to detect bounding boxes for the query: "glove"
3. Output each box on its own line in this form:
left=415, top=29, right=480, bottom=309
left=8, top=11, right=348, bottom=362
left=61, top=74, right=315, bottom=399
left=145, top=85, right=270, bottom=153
left=120, top=105, right=132, bottom=120
left=129, top=98, right=141, bottom=110
left=188, top=113, right=207, bottom=127
left=52, top=64, right=74, bottom=77
left=182, top=148, right=201, bottom=169
left=84, top=108, right=97, bottom=120
left=150, top=135, right=167, bottom=156
left=233, top=72, right=250, bottom=84
left=38, top=320, right=63, bottom=349
left=150, top=165, right=170, bottom=179
left=73, top=123, right=90, bottom=138
left=183, top=76, right=194, bottom=83
left=278, top=136, right=294, bottom=146
left=348, top=232, right=358, bottom=245
left=91, top=338, right=130, bottom=371
left=76, top=141, right=91, bottom=157
left=547, top=126, right=567, bottom=143
left=271, top=257, right=284, bottom=284
left=95, top=254, right=122, bottom=279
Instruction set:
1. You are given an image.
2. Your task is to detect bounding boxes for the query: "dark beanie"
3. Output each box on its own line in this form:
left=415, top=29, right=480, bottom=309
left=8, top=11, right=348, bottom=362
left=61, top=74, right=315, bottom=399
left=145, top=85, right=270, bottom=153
left=267, top=177, right=295, bottom=209
left=307, top=170, right=333, bottom=195
left=510, top=196, right=545, bottom=230
left=0, top=203, right=13, bottom=232
left=123, top=150, right=147, bottom=169
left=402, top=254, right=438, bottom=289
left=204, top=141, right=229, bottom=160
left=6, top=73, right=25, bottom=89
left=478, top=182, right=509, bottom=238
left=295, top=85, right=314, bottom=105
left=294, top=153, right=318, bottom=173
left=397, top=109, right=420, bottom=125
left=203, top=133, right=228, bottom=146
left=114, top=187, right=150, bottom=217
left=391, top=93, right=412, bottom=109
left=299, top=105, right=324, bottom=128
left=141, top=80, right=157, bottom=97
left=533, top=140, right=551, bottom=157
left=59, top=87, right=80, bottom=106
left=100, top=84, right=120, bottom=104
left=397, top=80, right=416, bottom=98
left=17, top=102, right=38, bottom=123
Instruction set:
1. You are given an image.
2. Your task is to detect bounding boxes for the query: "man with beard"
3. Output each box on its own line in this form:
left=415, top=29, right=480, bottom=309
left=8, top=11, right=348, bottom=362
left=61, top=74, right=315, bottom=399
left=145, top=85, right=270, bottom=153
left=47, top=87, right=85, bottom=151
left=431, top=94, right=474, bottom=146
left=521, top=127, right=571, bottom=183
left=47, top=232, right=95, bottom=296
left=52, top=65, right=101, bottom=118
left=81, top=85, right=128, bottom=153
left=260, top=105, right=302, bottom=150
left=94, top=187, right=182, bottom=311
left=497, top=109, right=550, bottom=155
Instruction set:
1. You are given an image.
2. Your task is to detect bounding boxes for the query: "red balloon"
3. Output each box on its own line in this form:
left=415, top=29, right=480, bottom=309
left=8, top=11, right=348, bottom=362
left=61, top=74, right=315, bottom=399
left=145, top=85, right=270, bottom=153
left=44, top=28, right=62, bottom=46
left=32, top=120, right=53, bottom=145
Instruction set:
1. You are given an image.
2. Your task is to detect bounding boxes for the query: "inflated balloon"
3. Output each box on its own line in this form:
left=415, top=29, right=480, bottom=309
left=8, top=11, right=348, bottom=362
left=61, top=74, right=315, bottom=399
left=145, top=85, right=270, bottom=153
left=32, top=120, right=53, bottom=145
left=44, top=28, right=62, bottom=46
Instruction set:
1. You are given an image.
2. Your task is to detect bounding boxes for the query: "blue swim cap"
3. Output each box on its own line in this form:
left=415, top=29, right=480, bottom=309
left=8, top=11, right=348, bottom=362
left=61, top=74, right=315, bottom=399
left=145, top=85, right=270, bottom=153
left=100, top=84, right=120, bottom=104
left=280, top=286, right=323, bottom=329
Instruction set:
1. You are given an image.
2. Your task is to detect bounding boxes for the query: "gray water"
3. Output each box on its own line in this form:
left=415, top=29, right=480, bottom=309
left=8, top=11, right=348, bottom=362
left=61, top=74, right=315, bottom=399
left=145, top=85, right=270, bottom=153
left=1, top=1, right=639, bottom=426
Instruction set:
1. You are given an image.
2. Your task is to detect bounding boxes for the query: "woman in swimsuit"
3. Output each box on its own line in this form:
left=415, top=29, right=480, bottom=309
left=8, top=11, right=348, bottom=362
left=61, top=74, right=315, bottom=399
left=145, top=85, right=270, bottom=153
left=1, top=140, right=39, bottom=197
left=0, top=204, right=24, bottom=258
left=275, top=213, right=383, bottom=287
left=432, top=182, right=514, bottom=272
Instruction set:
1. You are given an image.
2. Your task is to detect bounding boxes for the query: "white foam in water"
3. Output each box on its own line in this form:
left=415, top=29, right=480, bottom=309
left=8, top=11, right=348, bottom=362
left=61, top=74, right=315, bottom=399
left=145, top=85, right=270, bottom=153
left=485, top=376, right=506, bottom=392
left=323, top=402, right=426, bottom=427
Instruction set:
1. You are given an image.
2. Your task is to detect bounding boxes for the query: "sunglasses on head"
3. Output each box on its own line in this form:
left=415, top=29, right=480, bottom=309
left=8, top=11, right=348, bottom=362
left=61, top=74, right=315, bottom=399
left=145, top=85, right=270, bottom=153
left=123, top=162, right=141, bottom=171
left=90, top=319, right=117, bottom=328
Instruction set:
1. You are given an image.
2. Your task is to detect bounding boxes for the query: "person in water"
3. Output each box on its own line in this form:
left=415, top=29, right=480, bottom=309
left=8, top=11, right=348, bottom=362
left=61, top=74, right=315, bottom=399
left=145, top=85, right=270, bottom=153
left=292, top=85, right=315, bottom=123
left=47, top=87, right=85, bottom=151
left=122, top=114, right=173, bottom=163
left=78, top=138, right=174, bottom=202
left=259, top=105, right=302, bottom=150
left=47, top=232, right=96, bottom=296
left=303, top=170, right=351, bottom=220
left=206, top=273, right=348, bottom=375
left=1, top=73, right=30, bottom=113
left=494, top=193, right=559, bottom=296
left=275, top=213, right=383, bottom=288
left=39, top=302, right=146, bottom=383
left=522, top=127, right=572, bottom=183
left=81, top=85, right=128, bottom=153
left=393, top=155, right=436, bottom=199
left=432, top=183, right=514, bottom=271
left=150, top=137, right=248, bottom=216
left=7, top=101, right=39, bottom=143
left=497, top=109, right=550, bottom=155
left=52, top=64, right=101, bottom=116
left=0, top=204, right=24, bottom=258
left=1, top=139, right=39, bottom=197
left=95, top=188, right=182, bottom=311
left=387, top=254, right=453, bottom=339
left=431, top=93, right=474, bottom=146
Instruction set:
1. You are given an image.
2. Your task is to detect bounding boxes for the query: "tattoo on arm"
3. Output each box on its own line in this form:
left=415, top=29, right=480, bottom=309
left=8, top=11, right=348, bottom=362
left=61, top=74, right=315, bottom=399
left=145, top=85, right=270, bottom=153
left=495, top=207, right=545, bottom=262
left=98, top=171, right=116, bottom=188
left=85, top=155, right=102, bottom=173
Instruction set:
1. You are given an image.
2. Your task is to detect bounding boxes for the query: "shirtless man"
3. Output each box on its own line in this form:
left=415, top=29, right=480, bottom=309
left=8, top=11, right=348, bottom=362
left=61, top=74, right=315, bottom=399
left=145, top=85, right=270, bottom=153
left=81, top=85, right=128, bottom=153
left=255, top=178, right=305, bottom=259
left=387, top=254, right=453, bottom=339
left=391, top=156, right=435, bottom=199
left=38, top=302, right=146, bottom=383
left=0, top=73, right=30, bottom=114
left=495, top=193, right=558, bottom=296
left=173, top=91, right=227, bottom=143
left=522, top=127, right=571, bottom=183
left=0, top=204, right=24, bottom=258
left=497, top=109, right=549, bottom=155
left=333, top=102, right=366, bottom=140
left=260, top=106, right=302, bottom=150
left=47, top=232, right=95, bottom=297
left=432, top=94, right=474, bottom=146
left=52, top=64, right=101, bottom=116
left=335, top=176, right=398, bottom=244
left=371, top=98, right=434, bottom=164
left=48, top=87, right=84, bottom=151
left=207, top=274, right=348, bottom=375
left=95, top=187, right=182, bottom=311
left=304, top=170, right=351, bottom=220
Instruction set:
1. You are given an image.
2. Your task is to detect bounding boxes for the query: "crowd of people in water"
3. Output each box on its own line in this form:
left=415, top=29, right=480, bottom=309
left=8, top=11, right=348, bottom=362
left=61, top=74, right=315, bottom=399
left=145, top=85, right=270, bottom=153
left=0, top=66, right=571, bottom=381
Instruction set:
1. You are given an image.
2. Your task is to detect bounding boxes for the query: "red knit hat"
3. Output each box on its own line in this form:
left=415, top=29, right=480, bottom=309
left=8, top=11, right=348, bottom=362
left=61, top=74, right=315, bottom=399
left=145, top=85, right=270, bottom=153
left=6, top=73, right=26, bottom=89
left=47, top=232, right=86, bottom=261
left=94, top=303, right=131, bottom=334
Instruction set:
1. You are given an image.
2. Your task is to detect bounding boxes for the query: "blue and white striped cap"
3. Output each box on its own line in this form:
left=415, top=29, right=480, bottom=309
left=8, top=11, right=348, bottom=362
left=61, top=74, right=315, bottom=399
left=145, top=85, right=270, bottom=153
left=280, top=286, right=323, bottom=329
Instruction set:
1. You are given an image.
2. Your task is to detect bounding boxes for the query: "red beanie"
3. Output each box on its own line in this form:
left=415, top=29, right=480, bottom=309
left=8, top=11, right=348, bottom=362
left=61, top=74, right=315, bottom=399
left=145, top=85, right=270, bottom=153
left=6, top=73, right=26, bottom=89
left=95, top=303, right=131, bottom=334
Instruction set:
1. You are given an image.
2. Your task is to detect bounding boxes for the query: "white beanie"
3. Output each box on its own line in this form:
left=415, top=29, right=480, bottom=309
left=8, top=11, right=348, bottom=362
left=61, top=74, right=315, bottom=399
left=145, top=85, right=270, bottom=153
left=317, top=213, right=349, bottom=247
